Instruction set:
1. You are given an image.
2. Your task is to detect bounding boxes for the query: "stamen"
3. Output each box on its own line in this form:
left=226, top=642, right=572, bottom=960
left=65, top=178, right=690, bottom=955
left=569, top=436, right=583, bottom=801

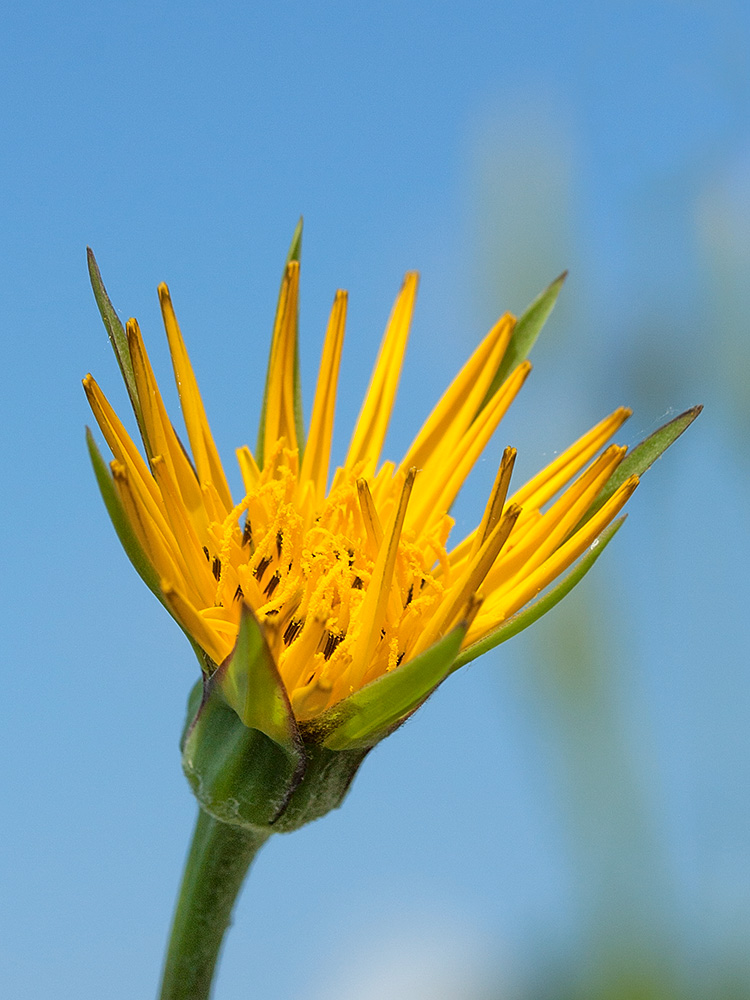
left=478, top=477, right=639, bottom=630
left=356, top=478, right=384, bottom=555
left=457, top=447, right=517, bottom=569
left=487, top=445, right=626, bottom=589
left=242, top=518, right=253, bottom=548
left=346, top=468, right=417, bottom=690
left=411, top=503, right=521, bottom=658
left=283, top=618, right=304, bottom=645
left=322, top=631, right=345, bottom=660
left=254, top=555, right=273, bottom=581
left=477, top=448, right=516, bottom=548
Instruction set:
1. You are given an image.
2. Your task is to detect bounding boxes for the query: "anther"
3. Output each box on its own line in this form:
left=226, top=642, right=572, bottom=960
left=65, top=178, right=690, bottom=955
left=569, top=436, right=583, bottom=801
left=242, top=519, right=254, bottom=548
left=254, top=555, right=272, bottom=581
left=264, top=572, right=281, bottom=599
left=283, top=619, right=304, bottom=645
left=212, top=557, right=222, bottom=581
left=322, top=631, right=345, bottom=660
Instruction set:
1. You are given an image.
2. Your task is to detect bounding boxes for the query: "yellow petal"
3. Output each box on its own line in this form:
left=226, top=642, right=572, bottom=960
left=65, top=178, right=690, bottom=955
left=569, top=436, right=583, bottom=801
left=475, top=476, right=639, bottom=631
left=262, top=261, right=300, bottom=465
left=410, top=503, right=520, bottom=658
left=407, top=362, right=531, bottom=532
left=509, top=407, right=631, bottom=510
left=346, top=468, right=417, bottom=688
left=158, top=283, right=233, bottom=512
left=400, top=312, right=514, bottom=473
left=299, top=290, right=347, bottom=501
left=487, top=444, right=626, bottom=591
left=160, top=578, right=229, bottom=665
left=345, top=273, right=418, bottom=477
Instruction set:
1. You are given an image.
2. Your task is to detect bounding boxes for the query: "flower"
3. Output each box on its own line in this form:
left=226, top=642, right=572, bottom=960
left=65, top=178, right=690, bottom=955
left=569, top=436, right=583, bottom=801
left=84, top=230, right=697, bottom=816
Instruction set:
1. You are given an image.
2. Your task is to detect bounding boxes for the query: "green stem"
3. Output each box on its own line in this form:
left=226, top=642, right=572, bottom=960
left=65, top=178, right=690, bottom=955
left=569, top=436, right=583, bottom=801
left=159, top=807, right=270, bottom=1000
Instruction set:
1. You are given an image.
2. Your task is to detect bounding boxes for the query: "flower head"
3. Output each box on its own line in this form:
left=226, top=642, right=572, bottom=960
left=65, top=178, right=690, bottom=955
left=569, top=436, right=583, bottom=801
left=85, top=229, right=699, bottom=828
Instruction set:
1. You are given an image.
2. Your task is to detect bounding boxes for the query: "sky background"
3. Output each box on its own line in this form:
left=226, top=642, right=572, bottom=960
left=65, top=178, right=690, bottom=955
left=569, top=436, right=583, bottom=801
left=1, top=1, right=749, bottom=998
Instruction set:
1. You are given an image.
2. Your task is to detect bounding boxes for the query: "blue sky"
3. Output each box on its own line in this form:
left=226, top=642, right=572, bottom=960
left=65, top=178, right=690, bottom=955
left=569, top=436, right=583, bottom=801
left=1, top=2, right=748, bottom=998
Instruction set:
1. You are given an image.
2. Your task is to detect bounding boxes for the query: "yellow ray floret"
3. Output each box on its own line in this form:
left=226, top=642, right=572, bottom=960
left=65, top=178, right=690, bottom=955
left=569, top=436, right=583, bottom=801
left=262, top=261, right=301, bottom=465
left=299, top=290, right=347, bottom=504
left=87, top=265, right=639, bottom=723
left=345, top=272, right=418, bottom=477
left=158, top=283, right=233, bottom=511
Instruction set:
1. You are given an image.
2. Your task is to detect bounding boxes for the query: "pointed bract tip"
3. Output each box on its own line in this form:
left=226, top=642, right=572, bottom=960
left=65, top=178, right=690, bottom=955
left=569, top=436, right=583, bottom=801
left=86, top=247, right=102, bottom=280
left=157, top=282, right=171, bottom=302
left=287, top=218, right=303, bottom=264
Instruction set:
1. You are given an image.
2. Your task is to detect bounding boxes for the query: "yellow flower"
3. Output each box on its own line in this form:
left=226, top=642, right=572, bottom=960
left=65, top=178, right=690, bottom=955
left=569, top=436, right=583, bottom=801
left=84, top=242, right=642, bottom=732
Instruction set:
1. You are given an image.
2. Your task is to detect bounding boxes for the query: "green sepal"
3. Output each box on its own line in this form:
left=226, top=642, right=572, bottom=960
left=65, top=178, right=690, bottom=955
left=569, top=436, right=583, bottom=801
left=181, top=679, right=369, bottom=833
left=477, top=271, right=567, bottom=416
left=180, top=679, right=205, bottom=750
left=578, top=405, right=702, bottom=529
left=182, top=681, right=305, bottom=830
left=303, top=625, right=467, bottom=751
left=269, top=741, right=370, bottom=833
left=87, top=427, right=160, bottom=596
left=256, top=218, right=306, bottom=468
left=453, top=517, right=626, bottom=669
left=87, top=248, right=143, bottom=432
left=86, top=427, right=205, bottom=664
left=212, top=603, right=302, bottom=758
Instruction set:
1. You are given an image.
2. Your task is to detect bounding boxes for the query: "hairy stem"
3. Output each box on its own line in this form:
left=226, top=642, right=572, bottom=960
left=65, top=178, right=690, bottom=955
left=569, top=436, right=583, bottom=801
left=159, top=808, right=270, bottom=1000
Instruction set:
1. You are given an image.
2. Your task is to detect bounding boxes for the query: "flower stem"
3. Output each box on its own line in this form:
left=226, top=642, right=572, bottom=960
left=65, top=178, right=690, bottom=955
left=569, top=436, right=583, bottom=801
left=159, top=807, right=270, bottom=1000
